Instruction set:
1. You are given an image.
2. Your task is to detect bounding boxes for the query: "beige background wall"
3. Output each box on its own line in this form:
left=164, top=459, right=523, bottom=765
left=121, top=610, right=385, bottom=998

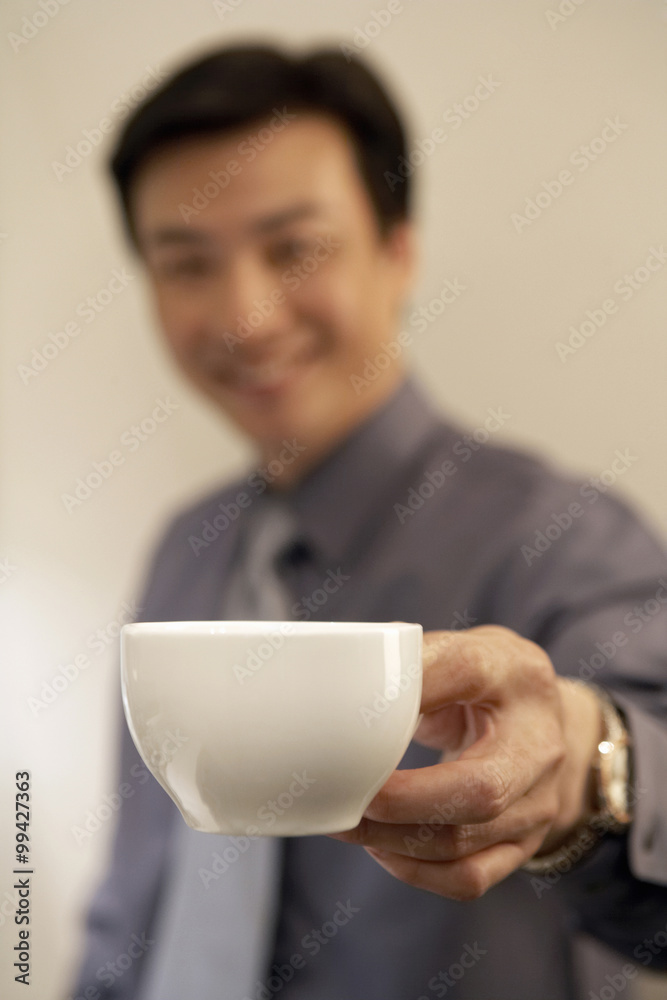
left=1, top=1, right=666, bottom=997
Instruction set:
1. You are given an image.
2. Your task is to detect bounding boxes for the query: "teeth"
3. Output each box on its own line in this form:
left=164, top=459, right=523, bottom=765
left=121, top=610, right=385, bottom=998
left=236, top=362, right=290, bottom=387
left=205, top=348, right=315, bottom=390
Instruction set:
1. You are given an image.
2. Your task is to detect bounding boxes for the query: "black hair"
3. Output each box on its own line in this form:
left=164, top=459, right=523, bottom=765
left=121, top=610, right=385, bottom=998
left=109, top=41, right=411, bottom=246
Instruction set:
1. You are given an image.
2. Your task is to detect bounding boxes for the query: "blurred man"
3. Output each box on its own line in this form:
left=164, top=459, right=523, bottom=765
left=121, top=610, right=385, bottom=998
left=71, top=44, right=667, bottom=1000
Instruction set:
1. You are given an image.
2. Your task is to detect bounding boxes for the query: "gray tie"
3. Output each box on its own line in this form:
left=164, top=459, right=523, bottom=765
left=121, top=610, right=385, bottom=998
left=223, top=495, right=299, bottom=622
left=137, top=495, right=298, bottom=1000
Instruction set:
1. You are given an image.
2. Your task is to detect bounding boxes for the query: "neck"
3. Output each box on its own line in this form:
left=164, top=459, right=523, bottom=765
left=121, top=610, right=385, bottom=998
left=258, top=368, right=406, bottom=491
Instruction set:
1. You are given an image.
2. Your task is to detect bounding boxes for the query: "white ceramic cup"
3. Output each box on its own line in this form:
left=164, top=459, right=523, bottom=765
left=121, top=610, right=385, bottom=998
left=121, top=620, right=423, bottom=836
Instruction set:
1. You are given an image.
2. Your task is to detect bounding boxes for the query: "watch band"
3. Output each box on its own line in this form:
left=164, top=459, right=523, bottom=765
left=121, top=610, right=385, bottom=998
left=589, top=683, right=633, bottom=829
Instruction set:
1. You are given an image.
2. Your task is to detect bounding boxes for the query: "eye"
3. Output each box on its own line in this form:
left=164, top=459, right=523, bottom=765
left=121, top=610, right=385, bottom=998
left=266, top=237, right=313, bottom=267
left=155, top=256, right=218, bottom=280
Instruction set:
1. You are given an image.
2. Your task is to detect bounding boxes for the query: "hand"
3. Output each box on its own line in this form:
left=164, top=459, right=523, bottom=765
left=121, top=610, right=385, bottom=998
left=329, top=625, right=603, bottom=900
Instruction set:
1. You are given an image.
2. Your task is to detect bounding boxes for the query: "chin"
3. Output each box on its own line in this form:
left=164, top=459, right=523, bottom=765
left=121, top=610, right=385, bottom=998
left=205, top=370, right=354, bottom=451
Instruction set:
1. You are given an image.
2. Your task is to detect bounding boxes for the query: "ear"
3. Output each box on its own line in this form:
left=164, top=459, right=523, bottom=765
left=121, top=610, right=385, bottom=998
left=382, top=219, right=419, bottom=296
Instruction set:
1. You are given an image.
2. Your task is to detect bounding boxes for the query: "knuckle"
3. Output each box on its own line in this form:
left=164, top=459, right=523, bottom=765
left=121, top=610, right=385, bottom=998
left=539, top=726, right=567, bottom=774
left=449, top=860, right=489, bottom=901
left=365, top=793, right=393, bottom=823
left=445, top=824, right=477, bottom=860
left=542, top=795, right=560, bottom=827
left=456, top=641, right=493, bottom=699
left=550, top=735, right=567, bottom=769
left=476, top=768, right=511, bottom=819
left=423, top=631, right=451, bottom=666
left=474, top=623, right=510, bottom=643
left=366, top=772, right=408, bottom=822
left=526, top=642, right=557, bottom=691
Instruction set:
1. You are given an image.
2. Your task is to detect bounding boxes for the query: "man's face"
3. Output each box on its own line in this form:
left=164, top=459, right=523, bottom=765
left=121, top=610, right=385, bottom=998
left=131, top=113, right=416, bottom=473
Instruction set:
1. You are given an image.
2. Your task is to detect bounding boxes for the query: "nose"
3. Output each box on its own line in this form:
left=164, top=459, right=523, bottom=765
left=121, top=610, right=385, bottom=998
left=210, top=255, right=292, bottom=351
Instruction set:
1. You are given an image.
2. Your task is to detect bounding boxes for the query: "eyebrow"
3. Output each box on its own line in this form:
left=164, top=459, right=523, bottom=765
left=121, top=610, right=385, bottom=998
left=143, top=202, right=325, bottom=249
left=143, top=228, right=214, bottom=248
left=252, top=202, right=322, bottom=234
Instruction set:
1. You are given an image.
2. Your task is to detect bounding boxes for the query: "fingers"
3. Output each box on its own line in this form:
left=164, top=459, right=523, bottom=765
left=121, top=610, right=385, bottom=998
left=364, top=715, right=559, bottom=826
left=421, top=626, right=555, bottom=712
left=362, top=759, right=517, bottom=826
left=337, top=626, right=568, bottom=901
left=412, top=702, right=473, bottom=751
left=331, top=781, right=557, bottom=862
left=362, top=836, right=549, bottom=902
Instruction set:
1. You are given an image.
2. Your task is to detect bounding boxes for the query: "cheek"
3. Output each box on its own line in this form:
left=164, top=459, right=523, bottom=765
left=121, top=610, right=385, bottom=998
left=153, top=291, right=199, bottom=357
left=294, top=268, right=377, bottom=356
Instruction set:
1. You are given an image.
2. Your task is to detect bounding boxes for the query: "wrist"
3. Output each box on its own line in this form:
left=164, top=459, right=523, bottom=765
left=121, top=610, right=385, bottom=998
left=523, top=680, right=633, bottom=874
left=538, top=677, right=602, bottom=856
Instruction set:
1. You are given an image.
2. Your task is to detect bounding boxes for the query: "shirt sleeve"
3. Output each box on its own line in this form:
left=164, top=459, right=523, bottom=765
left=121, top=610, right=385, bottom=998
left=486, top=475, right=667, bottom=964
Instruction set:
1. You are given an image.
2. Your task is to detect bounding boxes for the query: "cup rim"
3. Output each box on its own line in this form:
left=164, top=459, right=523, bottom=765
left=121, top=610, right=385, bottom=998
left=122, top=620, right=422, bottom=635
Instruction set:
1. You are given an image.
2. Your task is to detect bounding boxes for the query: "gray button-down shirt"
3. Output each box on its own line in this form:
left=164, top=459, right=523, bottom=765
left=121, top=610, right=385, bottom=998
left=72, top=376, right=667, bottom=1000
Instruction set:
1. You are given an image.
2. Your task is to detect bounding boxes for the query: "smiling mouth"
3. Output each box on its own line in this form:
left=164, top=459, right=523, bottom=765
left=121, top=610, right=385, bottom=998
left=208, top=349, right=320, bottom=397
left=235, top=361, right=297, bottom=390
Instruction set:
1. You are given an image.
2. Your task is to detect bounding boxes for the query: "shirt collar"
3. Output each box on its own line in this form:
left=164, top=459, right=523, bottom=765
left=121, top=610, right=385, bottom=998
left=282, top=375, right=446, bottom=564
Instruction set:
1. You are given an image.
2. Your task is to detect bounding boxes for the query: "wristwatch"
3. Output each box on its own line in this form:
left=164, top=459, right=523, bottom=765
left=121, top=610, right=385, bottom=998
left=522, top=682, right=633, bottom=875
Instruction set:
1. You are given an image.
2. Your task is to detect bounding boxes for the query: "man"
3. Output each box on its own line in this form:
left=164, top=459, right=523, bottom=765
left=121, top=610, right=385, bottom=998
left=71, top=44, right=667, bottom=999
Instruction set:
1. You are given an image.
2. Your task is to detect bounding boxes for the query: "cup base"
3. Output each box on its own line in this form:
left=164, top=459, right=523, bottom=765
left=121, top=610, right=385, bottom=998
left=181, top=809, right=365, bottom=838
